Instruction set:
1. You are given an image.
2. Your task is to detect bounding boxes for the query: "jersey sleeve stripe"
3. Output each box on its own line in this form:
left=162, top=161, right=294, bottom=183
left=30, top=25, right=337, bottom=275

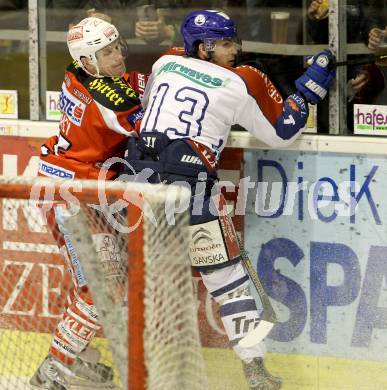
left=233, top=66, right=284, bottom=125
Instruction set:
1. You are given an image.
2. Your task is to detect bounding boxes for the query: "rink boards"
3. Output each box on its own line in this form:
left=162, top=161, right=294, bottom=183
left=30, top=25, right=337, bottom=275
left=1, top=132, right=387, bottom=389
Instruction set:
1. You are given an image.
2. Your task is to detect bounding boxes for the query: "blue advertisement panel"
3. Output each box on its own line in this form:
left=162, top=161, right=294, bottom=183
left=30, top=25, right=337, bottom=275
left=244, top=150, right=387, bottom=361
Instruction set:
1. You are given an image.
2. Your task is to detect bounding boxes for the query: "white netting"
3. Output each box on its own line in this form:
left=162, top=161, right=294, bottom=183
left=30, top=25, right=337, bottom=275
left=0, top=176, right=208, bottom=390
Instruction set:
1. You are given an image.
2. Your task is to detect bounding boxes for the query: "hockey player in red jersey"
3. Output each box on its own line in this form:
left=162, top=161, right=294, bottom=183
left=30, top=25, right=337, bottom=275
left=31, top=17, right=146, bottom=390
left=124, top=9, right=336, bottom=390
left=39, top=18, right=146, bottom=180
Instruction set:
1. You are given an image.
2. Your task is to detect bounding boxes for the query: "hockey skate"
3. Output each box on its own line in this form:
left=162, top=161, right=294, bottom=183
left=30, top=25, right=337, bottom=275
left=78, top=345, right=102, bottom=365
left=242, top=357, right=282, bottom=390
left=30, top=353, right=115, bottom=389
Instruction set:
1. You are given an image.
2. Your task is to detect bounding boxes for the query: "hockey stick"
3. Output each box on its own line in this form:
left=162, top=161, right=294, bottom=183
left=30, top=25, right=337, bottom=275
left=254, top=54, right=387, bottom=77
left=334, top=54, right=387, bottom=68
left=236, top=233, right=277, bottom=348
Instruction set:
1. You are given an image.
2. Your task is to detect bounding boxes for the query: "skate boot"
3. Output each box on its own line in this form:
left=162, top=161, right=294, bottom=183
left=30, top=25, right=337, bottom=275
left=79, top=345, right=102, bottom=365
left=242, top=357, right=282, bottom=390
left=30, top=354, right=114, bottom=389
left=72, top=355, right=114, bottom=383
left=30, top=356, right=68, bottom=390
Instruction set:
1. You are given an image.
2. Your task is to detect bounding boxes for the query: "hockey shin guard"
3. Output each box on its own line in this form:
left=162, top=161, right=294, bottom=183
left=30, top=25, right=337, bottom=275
left=50, top=287, right=100, bottom=365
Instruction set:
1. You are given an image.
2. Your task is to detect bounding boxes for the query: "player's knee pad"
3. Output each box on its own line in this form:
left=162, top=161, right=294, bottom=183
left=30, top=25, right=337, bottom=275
left=200, top=262, right=249, bottom=304
left=189, top=205, right=241, bottom=271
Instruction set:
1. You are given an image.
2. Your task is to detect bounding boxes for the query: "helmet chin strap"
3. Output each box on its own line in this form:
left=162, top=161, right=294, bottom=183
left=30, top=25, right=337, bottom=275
left=82, top=62, right=104, bottom=78
left=86, top=56, right=103, bottom=78
left=194, top=41, right=213, bottom=62
left=205, top=51, right=214, bottom=62
left=82, top=63, right=126, bottom=78
left=80, top=55, right=102, bottom=78
left=83, top=67, right=102, bottom=78
left=204, top=39, right=216, bottom=62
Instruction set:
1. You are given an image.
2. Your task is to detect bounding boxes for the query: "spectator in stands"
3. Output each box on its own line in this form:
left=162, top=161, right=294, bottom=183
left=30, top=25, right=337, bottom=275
left=134, top=1, right=180, bottom=44
left=245, top=0, right=302, bottom=42
left=364, top=1, right=387, bottom=104
left=306, top=0, right=385, bottom=132
left=237, top=1, right=304, bottom=99
left=47, top=1, right=134, bottom=34
left=133, top=1, right=227, bottom=45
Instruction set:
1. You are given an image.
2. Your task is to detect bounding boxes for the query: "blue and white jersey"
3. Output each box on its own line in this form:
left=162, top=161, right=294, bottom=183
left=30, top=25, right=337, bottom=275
left=140, top=51, right=308, bottom=155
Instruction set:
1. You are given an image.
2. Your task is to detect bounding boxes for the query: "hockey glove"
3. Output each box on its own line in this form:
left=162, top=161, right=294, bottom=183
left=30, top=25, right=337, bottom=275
left=295, top=49, right=336, bottom=104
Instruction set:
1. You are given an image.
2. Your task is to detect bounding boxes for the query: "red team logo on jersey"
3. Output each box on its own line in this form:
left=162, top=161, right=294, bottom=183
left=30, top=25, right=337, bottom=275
left=288, top=98, right=301, bottom=113
left=59, top=84, right=86, bottom=127
left=72, top=88, right=92, bottom=105
left=73, top=104, right=84, bottom=119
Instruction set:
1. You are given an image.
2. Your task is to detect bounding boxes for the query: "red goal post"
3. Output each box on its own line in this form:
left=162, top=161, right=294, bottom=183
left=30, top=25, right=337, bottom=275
left=0, top=176, right=207, bottom=390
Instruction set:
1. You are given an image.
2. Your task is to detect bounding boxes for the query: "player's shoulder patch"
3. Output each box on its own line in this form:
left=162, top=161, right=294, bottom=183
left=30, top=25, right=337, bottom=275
left=85, top=76, right=141, bottom=111
left=162, top=46, right=185, bottom=57
left=233, top=65, right=282, bottom=103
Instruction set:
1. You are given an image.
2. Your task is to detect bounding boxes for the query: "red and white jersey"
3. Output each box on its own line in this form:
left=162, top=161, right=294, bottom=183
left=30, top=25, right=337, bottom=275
left=39, top=62, right=147, bottom=180
left=140, top=49, right=307, bottom=155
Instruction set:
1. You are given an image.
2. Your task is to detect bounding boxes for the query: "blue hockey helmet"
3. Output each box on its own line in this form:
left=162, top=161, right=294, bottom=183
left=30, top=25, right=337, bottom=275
left=180, top=10, right=238, bottom=55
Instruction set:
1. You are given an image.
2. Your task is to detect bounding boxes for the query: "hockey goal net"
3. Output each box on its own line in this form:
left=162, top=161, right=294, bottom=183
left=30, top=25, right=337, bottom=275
left=0, top=176, right=207, bottom=390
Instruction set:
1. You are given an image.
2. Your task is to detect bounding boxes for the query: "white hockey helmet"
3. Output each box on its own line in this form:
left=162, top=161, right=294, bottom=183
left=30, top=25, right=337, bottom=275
left=67, top=17, right=120, bottom=72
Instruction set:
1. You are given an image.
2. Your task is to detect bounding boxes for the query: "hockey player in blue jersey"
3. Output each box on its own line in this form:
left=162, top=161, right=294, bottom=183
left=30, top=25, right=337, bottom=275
left=123, top=9, right=336, bottom=389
